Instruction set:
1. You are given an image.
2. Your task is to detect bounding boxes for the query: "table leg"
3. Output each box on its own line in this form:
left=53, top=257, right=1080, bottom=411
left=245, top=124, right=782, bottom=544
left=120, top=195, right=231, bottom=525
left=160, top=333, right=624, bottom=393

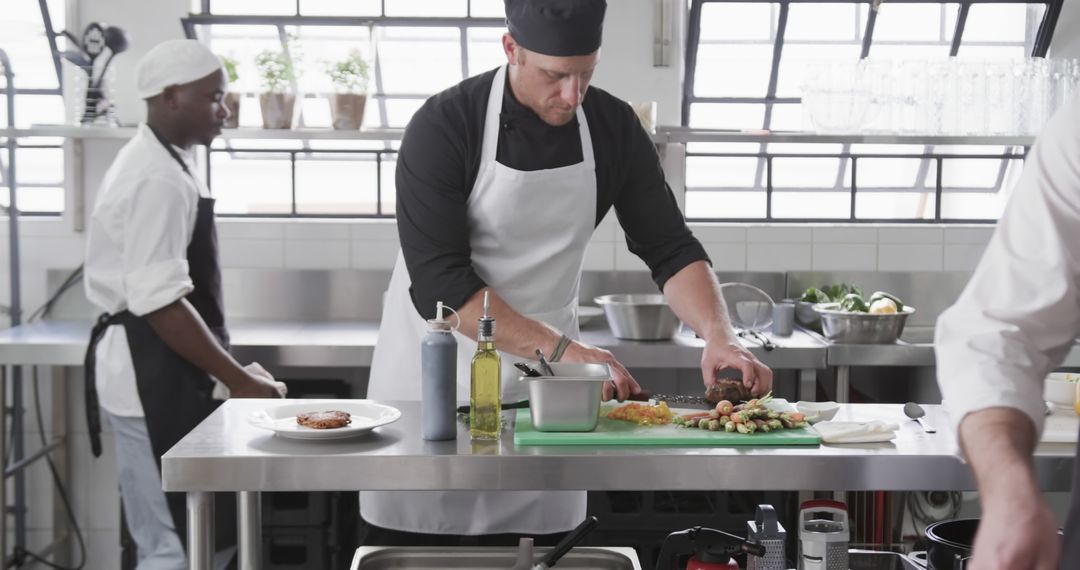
left=51, top=366, right=71, bottom=566
left=836, top=366, right=851, bottom=403
left=187, top=491, right=214, bottom=570
left=237, top=491, right=262, bottom=570
left=798, top=368, right=818, bottom=402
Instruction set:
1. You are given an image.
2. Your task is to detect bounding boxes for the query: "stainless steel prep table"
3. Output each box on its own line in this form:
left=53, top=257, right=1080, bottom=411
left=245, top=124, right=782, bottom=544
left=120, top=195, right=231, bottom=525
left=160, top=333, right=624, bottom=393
left=163, top=400, right=1074, bottom=570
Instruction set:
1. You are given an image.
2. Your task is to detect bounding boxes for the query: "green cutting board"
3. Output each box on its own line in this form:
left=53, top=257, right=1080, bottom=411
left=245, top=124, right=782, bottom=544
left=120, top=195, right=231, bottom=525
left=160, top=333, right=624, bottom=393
left=513, top=406, right=821, bottom=447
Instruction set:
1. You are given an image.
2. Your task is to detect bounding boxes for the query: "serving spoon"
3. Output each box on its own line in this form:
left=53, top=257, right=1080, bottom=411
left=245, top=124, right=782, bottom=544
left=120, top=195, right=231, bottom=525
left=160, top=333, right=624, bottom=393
left=903, top=401, right=936, bottom=433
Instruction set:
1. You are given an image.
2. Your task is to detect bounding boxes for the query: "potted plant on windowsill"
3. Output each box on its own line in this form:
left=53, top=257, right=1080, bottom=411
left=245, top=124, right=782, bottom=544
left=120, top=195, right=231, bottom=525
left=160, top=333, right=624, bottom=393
left=325, top=49, right=369, bottom=130
left=255, top=49, right=296, bottom=129
left=220, top=54, right=241, bottom=128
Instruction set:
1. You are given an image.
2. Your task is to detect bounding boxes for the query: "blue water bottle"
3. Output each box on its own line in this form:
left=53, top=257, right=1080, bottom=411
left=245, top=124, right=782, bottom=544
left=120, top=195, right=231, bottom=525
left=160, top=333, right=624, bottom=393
left=421, top=301, right=459, bottom=441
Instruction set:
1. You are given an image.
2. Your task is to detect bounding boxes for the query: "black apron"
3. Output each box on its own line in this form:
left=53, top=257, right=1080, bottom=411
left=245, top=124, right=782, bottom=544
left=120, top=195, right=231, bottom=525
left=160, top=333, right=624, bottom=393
left=83, top=126, right=236, bottom=552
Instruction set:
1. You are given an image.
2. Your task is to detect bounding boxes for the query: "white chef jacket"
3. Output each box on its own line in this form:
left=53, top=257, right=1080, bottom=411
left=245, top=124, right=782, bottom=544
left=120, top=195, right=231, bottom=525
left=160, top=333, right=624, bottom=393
left=84, top=123, right=207, bottom=418
left=935, top=94, right=1080, bottom=440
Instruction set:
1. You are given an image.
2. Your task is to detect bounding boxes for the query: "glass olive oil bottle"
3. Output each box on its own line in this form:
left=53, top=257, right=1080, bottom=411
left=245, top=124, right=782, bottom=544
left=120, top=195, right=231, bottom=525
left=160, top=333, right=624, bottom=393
left=470, top=291, right=501, bottom=440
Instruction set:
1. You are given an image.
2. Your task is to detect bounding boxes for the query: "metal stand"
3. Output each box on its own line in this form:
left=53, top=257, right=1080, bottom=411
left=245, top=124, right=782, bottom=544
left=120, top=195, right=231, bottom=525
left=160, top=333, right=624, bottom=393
left=237, top=491, right=262, bottom=570
left=188, top=492, right=215, bottom=570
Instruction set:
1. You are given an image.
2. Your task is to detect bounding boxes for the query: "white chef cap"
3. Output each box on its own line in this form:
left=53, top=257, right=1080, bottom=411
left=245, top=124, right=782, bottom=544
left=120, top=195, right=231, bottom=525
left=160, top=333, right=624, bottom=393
left=135, top=39, right=222, bottom=99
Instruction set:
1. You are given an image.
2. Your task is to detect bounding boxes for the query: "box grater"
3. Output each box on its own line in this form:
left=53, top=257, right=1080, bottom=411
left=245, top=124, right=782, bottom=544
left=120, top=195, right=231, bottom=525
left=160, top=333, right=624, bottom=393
left=746, top=504, right=786, bottom=570
left=798, top=500, right=849, bottom=570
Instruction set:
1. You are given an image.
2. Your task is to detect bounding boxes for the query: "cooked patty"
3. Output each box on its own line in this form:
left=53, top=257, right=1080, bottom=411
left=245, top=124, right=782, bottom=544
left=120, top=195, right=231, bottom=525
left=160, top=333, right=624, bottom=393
left=296, top=410, right=352, bottom=429
left=704, top=379, right=752, bottom=404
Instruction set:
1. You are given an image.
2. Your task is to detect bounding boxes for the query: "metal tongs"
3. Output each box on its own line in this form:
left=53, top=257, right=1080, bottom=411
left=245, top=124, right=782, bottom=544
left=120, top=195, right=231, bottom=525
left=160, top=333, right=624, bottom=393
left=737, top=329, right=776, bottom=351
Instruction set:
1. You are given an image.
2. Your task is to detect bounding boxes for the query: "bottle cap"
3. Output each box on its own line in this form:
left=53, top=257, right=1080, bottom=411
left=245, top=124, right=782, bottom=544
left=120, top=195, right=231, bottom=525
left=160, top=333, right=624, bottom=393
left=427, top=301, right=460, bottom=332
left=478, top=291, right=495, bottom=340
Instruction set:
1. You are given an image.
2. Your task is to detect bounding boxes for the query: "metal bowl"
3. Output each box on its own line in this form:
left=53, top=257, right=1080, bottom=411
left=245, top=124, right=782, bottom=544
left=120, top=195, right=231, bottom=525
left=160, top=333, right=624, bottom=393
left=813, top=302, right=916, bottom=344
left=594, top=294, right=679, bottom=340
left=792, top=300, right=822, bottom=328
left=525, top=362, right=611, bottom=432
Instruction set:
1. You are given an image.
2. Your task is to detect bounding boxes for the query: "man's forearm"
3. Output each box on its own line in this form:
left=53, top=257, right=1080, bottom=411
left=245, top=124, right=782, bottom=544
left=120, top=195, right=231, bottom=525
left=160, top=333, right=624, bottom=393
left=959, top=407, right=1042, bottom=497
left=662, top=260, right=736, bottom=343
left=144, top=299, right=248, bottom=388
left=454, top=288, right=563, bottom=360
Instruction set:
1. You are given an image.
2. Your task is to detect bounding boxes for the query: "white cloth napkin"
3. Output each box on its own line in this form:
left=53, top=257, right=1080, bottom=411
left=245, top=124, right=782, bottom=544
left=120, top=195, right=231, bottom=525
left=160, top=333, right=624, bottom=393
left=813, top=420, right=900, bottom=443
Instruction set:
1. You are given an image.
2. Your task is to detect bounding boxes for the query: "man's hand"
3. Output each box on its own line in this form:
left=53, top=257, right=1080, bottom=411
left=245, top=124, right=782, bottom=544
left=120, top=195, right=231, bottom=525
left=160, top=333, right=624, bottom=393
left=969, top=491, right=1060, bottom=570
left=960, top=407, right=1061, bottom=570
left=560, top=340, right=641, bottom=402
left=701, top=339, right=773, bottom=396
left=230, top=362, right=287, bottom=398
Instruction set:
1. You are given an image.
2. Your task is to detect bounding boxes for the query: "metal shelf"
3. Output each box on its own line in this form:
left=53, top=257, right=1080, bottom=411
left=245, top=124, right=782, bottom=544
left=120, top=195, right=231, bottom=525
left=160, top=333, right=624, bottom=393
left=653, top=127, right=1036, bottom=146
left=0, top=125, right=405, bottom=141
left=2, top=125, right=1037, bottom=146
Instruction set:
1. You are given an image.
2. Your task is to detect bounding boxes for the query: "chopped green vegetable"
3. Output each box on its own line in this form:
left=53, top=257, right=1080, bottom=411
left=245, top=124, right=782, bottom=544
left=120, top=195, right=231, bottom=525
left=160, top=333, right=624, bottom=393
left=840, top=293, right=870, bottom=313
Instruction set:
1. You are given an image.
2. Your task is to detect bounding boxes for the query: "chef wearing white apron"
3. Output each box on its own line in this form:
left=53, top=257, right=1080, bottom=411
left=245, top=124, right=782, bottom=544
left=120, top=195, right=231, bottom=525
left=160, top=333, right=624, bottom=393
left=363, top=0, right=773, bottom=541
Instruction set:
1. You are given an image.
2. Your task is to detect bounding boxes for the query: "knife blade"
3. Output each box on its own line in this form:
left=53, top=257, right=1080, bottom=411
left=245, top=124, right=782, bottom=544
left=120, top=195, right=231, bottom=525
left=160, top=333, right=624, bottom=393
left=628, top=391, right=713, bottom=408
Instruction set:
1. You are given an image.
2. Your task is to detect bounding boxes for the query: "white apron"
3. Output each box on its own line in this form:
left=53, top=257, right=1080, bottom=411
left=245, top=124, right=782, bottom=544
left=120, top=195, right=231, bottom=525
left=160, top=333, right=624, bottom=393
left=362, top=65, right=596, bottom=535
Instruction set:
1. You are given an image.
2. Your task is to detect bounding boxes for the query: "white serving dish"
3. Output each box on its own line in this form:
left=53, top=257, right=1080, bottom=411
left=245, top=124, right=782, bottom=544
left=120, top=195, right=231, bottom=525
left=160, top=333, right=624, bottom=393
left=248, top=400, right=401, bottom=440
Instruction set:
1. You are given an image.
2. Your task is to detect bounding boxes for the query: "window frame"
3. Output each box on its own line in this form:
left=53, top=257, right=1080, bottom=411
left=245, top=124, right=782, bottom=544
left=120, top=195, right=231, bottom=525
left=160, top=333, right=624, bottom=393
left=681, top=0, right=1064, bottom=224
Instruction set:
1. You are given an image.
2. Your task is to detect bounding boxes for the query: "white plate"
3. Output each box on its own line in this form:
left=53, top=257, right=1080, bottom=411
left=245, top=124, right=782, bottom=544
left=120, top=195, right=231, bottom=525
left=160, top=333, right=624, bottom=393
left=248, top=400, right=401, bottom=440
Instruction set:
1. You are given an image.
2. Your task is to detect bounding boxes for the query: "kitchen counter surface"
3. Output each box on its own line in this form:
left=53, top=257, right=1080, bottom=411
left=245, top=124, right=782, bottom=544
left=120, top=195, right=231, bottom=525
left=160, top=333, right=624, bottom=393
left=162, top=399, right=1075, bottom=493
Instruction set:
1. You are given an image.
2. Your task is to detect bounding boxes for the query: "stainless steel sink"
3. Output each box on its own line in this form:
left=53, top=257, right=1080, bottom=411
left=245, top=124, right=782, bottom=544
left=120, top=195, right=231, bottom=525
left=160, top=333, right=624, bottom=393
left=351, top=546, right=641, bottom=569
left=850, top=549, right=924, bottom=570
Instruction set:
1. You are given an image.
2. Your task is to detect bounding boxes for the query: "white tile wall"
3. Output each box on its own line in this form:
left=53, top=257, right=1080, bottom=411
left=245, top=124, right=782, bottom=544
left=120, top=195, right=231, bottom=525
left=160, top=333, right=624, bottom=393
left=702, top=242, right=746, bottom=271
left=284, top=240, right=351, bottom=269
left=747, top=243, right=812, bottom=271
left=812, top=226, right=877, bottom=244
left=692, top=225, right=747, bottom=243
left=812, top=243, right=878, bottom=271
left=945, top=227, right=995, bottom=244
left=614, top=247, right=651, bottom=272
left=582, top=242, right=616, bottom=271
left=944, top=243, right=989, bottom=271
left=747, top=226, right=813, bottom=243
left=219, top=239, right=285, bottom=268
left=878, top=227, right=944, bottom=244
left=216, top=220, right=285, bottom=240
left=284, top=221, right=351, bottom=241
left=878, top=244, right=944, bottom=271
left=351, top=240, right=401, bottom=269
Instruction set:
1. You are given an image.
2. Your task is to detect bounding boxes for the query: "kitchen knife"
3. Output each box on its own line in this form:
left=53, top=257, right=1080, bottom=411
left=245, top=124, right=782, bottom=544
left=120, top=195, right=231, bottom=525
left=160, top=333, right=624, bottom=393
left=628, top=391, right=713, bottom=408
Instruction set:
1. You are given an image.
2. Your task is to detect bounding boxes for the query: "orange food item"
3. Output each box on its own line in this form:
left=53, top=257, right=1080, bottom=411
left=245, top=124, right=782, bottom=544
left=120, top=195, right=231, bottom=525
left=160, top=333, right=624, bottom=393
left=606, top=401, right=674, bottom=426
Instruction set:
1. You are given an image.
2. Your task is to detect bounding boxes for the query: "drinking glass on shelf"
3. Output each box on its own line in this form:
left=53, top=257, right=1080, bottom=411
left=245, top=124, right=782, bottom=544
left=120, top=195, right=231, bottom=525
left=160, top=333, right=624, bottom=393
left=984, top=60, right=1016, bottom=135
left=956, top=59, right=987, bottom=135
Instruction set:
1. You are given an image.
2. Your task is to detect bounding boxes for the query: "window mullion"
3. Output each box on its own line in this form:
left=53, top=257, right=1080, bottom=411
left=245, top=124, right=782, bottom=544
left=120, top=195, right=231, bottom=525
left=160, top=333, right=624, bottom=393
left=950, top=3, right=971, bottom=56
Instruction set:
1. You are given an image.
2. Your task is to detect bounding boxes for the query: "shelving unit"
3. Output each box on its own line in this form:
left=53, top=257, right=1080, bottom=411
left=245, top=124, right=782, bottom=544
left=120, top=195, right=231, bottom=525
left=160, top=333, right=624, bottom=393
left=0, top=125, right=1037, bottom=146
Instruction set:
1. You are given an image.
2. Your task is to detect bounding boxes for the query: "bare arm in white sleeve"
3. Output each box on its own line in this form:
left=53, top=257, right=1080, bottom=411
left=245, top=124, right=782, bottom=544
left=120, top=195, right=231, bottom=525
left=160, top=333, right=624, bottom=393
left=934, top=98, right=1080, bottom=570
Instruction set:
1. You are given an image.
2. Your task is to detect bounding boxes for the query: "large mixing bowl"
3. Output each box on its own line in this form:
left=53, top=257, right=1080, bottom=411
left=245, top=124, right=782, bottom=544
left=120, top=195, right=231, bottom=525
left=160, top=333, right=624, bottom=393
left=814, top=302, right=916, bottom=344
left=594, top=294, right=679, bottom=340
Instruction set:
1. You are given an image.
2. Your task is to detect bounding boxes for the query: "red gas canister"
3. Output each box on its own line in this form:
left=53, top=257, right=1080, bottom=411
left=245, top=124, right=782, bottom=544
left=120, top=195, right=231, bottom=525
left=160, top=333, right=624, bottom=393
left=685, top=555, right=741, bottom=570
left=656, top=526, right=765, bottom=570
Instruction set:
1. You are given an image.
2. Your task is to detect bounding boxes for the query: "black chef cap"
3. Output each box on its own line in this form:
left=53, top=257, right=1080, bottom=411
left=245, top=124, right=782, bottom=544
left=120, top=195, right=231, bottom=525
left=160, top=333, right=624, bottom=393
left=505, top=0, right=606, bottom=57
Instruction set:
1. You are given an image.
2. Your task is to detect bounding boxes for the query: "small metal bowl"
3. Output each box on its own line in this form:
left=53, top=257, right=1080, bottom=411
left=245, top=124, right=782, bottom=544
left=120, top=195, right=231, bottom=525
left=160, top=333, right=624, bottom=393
left=526, top=362, right=611, bottom=432
left=813, top=302, right=916, bottom=344
left=792, top=300, right=822, bottom=328
left=594, top=294, right=679, bottom=340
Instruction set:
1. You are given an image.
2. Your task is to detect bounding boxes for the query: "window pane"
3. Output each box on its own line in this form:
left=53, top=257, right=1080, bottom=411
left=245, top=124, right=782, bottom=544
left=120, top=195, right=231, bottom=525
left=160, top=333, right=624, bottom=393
left=700, top=3, right=776, bottom=41
left=202, top=26, right=284, bottom=95
left=870, top=3, right=955, bottom=42
left=0, top=186, right=64, bottom=213
left=772, top=191, right=849, bottom=219
left=855, top=192, right=934, bottom=219
left=294, top=27, right=373, bottom=95
left=776, top=45, right=862, bottom=98
left=295, top=153, right=379, bottom=214
left=869, top=44, right=950, bottom=60
left=384, top=98, right=425, bottom=128
left=377, top=27, right=462, bottom=93
left=211, top=0, right=296, bottom=15
left=301, top=95, right=331, bottom=128
left=386, top=0, right=466, bottom=17
left=467, top=27, right=507, bottom=77
left=957, top=45, right=1027, bottom=60
left=768, top=103, right=805, bottom=131
left=470, top=0, right=506, bottom=18
left=11, top=148, right=64, bottom=185
left=210, top=153, right=293, bottom=214
left=299, top=0, right=381, bottom=16
left=0, top=1, right=59, bottom=89
left=856, top=158, right=937, bottom=190
left=773, top=157, right=848, bottom=189
left=685, top=191, right=767, bottom=219
left=380, top=155, right=398, bottom=215
left=689, top=103, right=765, bottom=130
left=941, top=158, right=1010, bottom=190
left=785, top=4, right=859, bottom=42
left=963, top=4, right=1044, bottom=43
left=0, top=95, right=64, bottom=127
left=686, top=156, right=762, bottom=190
left=940, top=192, right=1006, bottom=219
left=694, top=44, right=773, bottom=97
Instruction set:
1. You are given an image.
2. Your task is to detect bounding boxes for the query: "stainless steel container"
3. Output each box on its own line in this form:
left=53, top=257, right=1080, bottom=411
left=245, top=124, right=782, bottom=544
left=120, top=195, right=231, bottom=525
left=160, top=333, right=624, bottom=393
left=594, top=294, right=679, bottom=340
left=526, top=362, right=611, bottom=432
left=814, top=303, right=916, bottom=344
left=352, top=546, right=641, bottom=569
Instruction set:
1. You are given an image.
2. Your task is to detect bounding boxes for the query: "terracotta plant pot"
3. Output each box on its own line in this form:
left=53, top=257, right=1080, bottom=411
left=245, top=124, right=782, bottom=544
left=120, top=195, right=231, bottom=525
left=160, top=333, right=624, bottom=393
left=259, top=92, right=296, bottom=129
left=223, top=92, right=241, bottom=128
left=329, top=93, right=367, bottom=130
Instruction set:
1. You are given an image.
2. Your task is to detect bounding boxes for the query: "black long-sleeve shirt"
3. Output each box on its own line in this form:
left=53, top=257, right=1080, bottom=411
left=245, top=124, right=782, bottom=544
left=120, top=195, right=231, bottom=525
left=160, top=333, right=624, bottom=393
left=397, top=68, right=709, bottom=319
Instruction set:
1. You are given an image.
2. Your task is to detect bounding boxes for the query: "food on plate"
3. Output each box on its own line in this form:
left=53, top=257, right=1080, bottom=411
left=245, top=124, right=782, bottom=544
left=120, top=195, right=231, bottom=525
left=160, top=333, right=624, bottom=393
left=606, top=401, right=674, bottom=426
left=296, top=410, right=352, bottom=429
left=704, top=379, right=751, bottom=403
left=674, top=392, right=808, bottom=435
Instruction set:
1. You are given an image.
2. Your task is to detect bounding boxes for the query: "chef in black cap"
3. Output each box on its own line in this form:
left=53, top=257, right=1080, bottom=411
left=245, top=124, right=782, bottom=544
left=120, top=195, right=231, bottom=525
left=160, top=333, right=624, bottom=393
left=364, top=0, right=772, bottom=544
